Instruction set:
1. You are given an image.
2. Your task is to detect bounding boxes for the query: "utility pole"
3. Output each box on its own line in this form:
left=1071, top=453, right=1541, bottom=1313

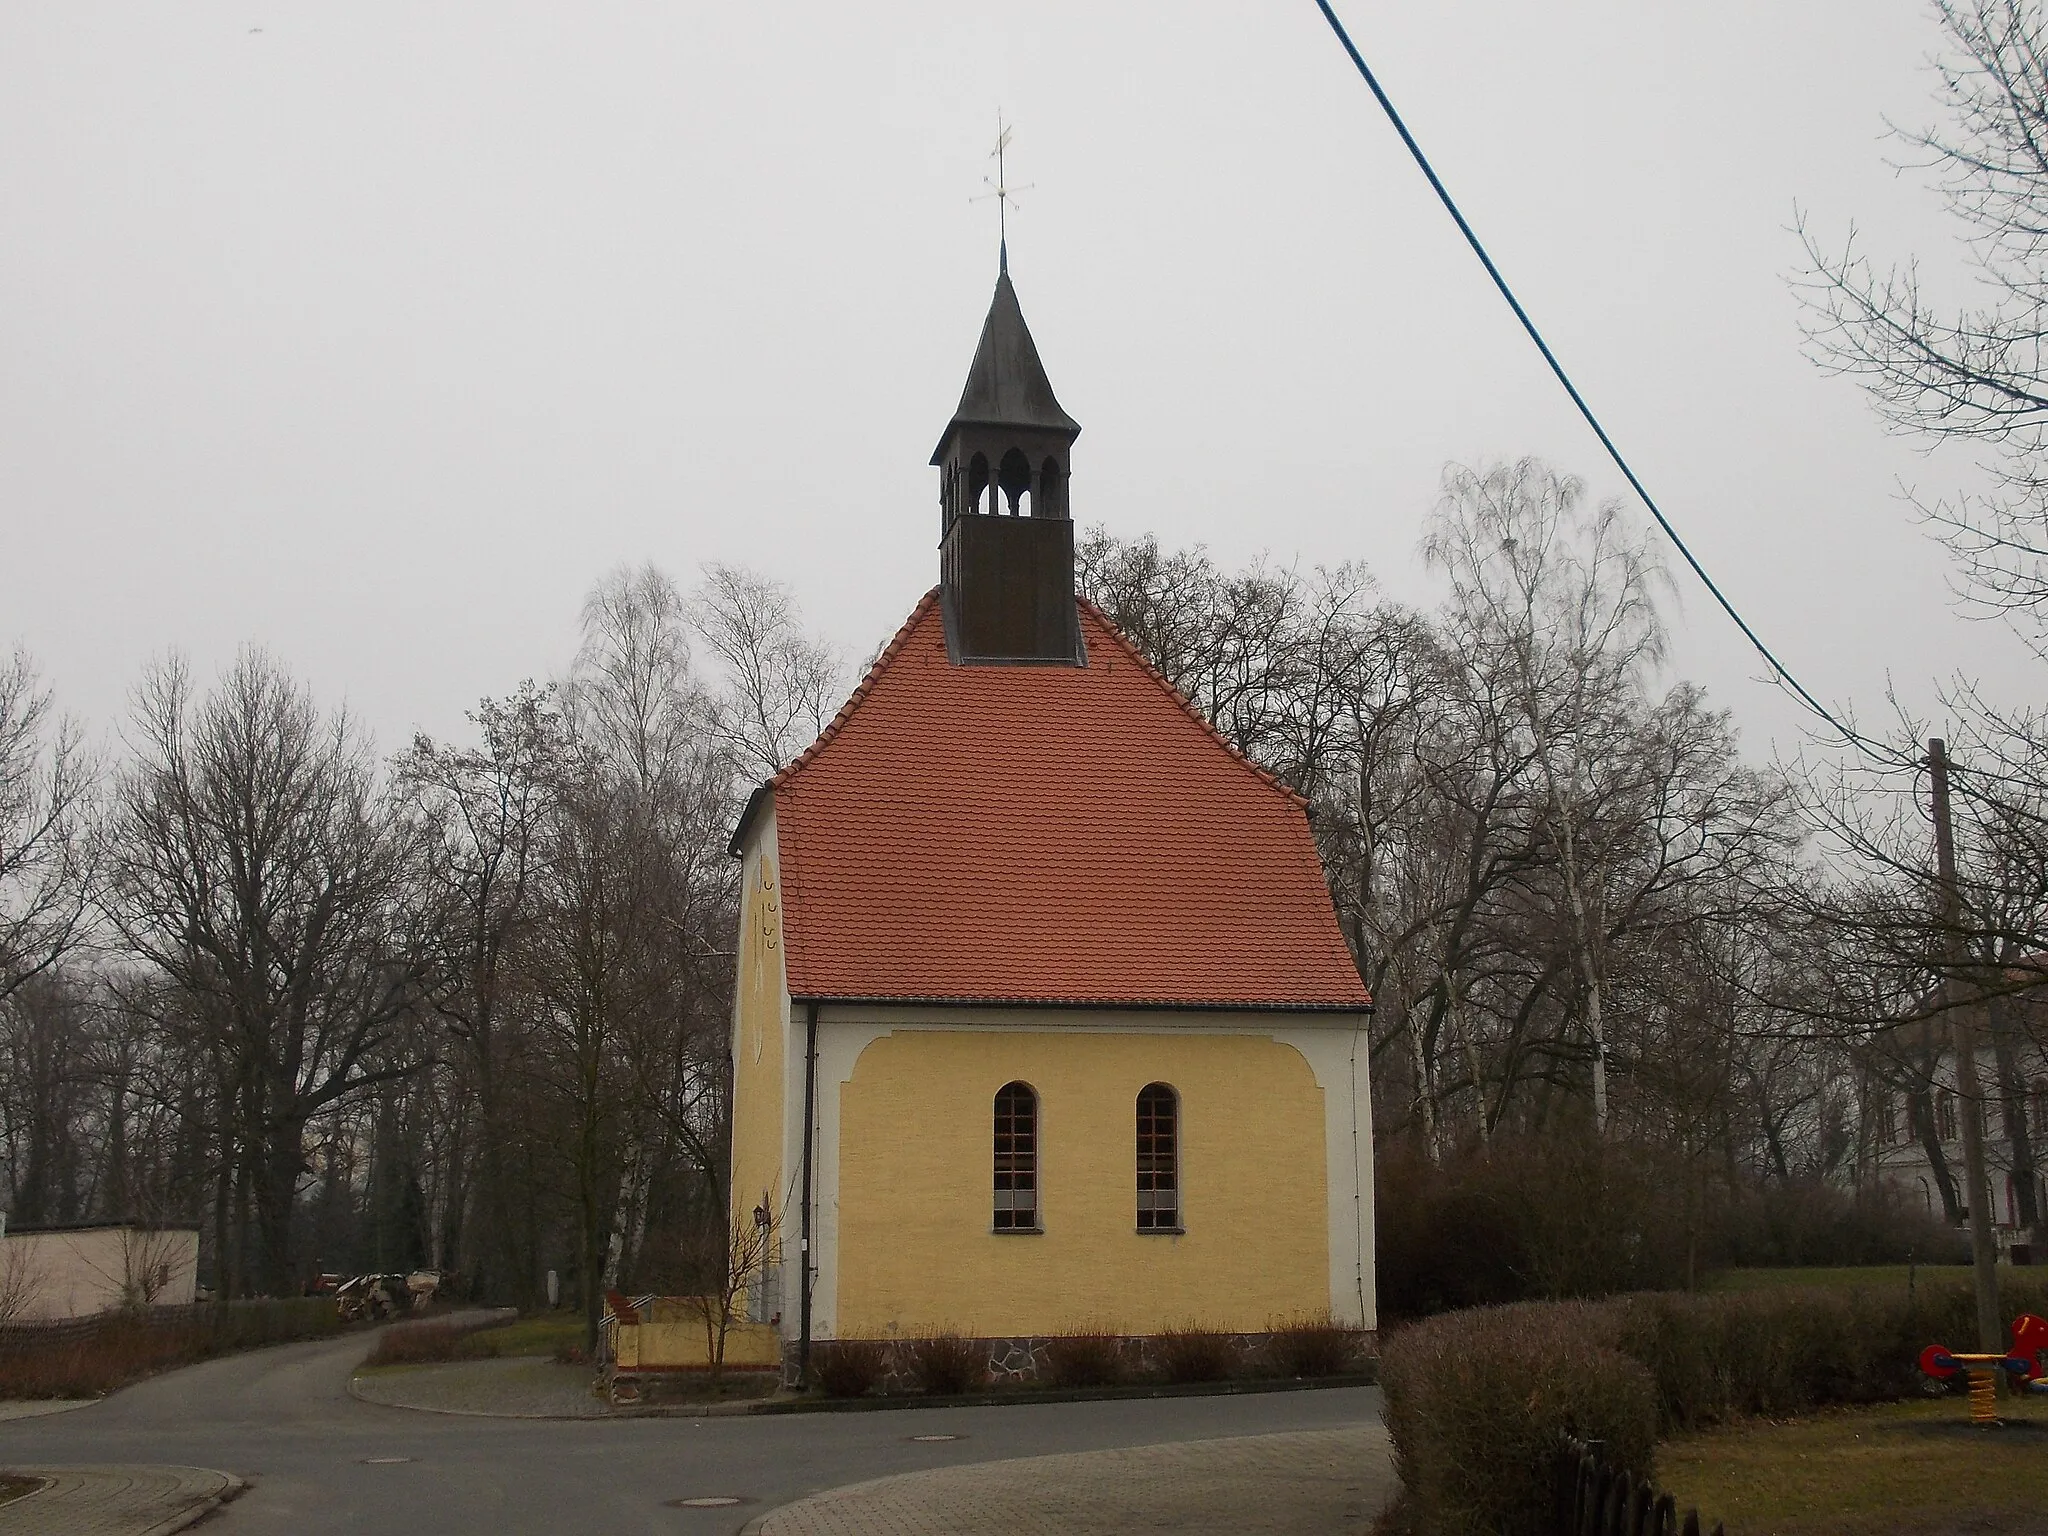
left=1929, top=737, right=2003, bottom=1355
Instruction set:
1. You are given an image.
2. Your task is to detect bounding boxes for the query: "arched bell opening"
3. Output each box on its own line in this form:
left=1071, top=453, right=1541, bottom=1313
left=967, top=453, right=992, bottom=516
left=1037, top=456, right=1065, bottom=519
left=998, top=448, right=1033, bottom=515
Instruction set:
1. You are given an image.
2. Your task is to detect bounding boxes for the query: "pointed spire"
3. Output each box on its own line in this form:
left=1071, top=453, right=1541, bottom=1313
left=930, top=267, right=1079, bottom=465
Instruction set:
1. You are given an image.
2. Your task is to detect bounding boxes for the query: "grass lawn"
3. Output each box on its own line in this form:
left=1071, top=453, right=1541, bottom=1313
left=1705, top=1266, right=1981, bottom=1294
left=475, top=1313, right=587, bottom=1358
left=1660, top=1392, right=2048, bottom=1535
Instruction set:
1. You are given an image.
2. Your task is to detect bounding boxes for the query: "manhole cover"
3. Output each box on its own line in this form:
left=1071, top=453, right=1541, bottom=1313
left=361, top=1457, right=413, bottom=1465
left=909, top=1433, right=961, bottom=1442
left=668, top=1496, right=747, bottom=1508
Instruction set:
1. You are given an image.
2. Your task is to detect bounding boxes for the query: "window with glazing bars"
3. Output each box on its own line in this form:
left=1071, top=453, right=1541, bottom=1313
left=993, top=1081, right=1038, bottom=1230
left=1136, top=1083, right=1179, bottom=1230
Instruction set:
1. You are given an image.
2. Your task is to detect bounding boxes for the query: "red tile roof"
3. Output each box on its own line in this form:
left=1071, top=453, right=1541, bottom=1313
left=754, top=591, right=1370, bottom=1011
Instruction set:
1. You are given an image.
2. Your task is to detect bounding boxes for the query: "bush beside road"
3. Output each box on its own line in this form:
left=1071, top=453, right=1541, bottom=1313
left=0, top=1298, right=341, bottom=1400
left=1379, top=1273, right=2048, bottom=1536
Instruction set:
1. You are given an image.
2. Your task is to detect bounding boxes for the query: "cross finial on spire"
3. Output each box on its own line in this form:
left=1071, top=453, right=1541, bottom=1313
left=972, top=112, right=1032, bottom=273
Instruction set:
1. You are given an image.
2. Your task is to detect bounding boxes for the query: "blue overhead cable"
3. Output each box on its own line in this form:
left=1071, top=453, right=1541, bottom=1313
left=1309, top=0, right=1887, bottom=764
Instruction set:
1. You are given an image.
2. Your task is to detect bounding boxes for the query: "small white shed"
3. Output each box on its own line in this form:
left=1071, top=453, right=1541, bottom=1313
left=0, top=1221, right=200, bottom=1321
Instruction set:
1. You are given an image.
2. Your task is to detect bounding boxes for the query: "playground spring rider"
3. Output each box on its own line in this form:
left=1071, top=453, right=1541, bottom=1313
left=1919, top=1313, right=2048, bottom=1424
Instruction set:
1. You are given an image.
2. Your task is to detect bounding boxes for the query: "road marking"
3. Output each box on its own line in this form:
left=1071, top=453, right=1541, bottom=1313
left=670, top=1495, right=745, bottom=1507
left=910, top=1433, right=961, bottom=1442
left=361, top=1457, right=413, bottom=1465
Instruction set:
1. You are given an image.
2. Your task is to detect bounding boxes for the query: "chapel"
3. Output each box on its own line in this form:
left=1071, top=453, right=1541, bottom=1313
left=727, top=257, right=1376, bottom=1372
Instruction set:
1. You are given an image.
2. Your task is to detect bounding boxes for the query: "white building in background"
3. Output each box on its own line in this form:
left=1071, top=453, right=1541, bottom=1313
left=0, top=1221, right=199, bottom=1321
left=1867, top=1035, right=2048, bottom=1264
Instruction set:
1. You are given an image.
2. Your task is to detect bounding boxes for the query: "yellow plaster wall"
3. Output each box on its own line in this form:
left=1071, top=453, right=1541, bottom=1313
left=834, top=1031, right=1329, bottom=1337
left=728, top=839, right=787, bottom=1231
left=614, top=1318, right=781, bottom=1371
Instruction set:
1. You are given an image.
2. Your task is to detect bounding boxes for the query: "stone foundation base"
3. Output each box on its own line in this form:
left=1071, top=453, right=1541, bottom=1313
left=782, top=1327, right=1377, bottom=1392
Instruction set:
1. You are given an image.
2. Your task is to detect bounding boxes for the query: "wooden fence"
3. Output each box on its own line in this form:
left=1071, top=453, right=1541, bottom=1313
left=1555, top=1438, right=1725, bottom=1536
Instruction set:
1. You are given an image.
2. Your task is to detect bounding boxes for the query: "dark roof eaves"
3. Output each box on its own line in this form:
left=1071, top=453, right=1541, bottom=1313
left=727, top=782, right=773, bottom=859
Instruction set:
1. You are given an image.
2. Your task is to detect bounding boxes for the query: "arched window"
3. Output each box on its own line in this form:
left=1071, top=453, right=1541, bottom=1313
left=1038, top=456, right=1064, bottom=519
left=2033, top=1078, right=2048, bottom=1139
left=1937, top=1090, right=1958, bottom=1142
left=1874, top=1093, right=1896, bottom=1147
left=993, top=1082, right=1038, bottom=1231
left=1907, top=1089, right=1927, bottom=1141
left=998, top=448, right=1033, bottom=515
left=1136, top=1083, right=1180, bottom=1231
left=967, top=453, right=991, bottom=516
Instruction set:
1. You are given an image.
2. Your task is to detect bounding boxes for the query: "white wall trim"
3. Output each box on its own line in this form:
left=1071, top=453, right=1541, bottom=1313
left=1270, top=1023, right=1376, bottom=1329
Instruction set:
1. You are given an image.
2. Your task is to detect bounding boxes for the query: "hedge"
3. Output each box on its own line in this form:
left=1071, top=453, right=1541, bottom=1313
left=1380, top=1273, right=2048, bottom=1536
left=1382, top=1301, right=1657, bottom=1536
left=0, top=1297, right=343, bottom=1398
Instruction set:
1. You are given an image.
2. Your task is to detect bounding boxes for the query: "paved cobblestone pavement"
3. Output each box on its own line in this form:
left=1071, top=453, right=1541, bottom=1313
left=747, top=1425, right=1396, bottom=1535
left=0, top=1464, right=240, bottom=1536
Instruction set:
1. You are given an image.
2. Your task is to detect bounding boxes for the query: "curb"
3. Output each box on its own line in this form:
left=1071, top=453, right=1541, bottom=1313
left=346, top=1366, right=1378, bottom=1421
left=344, top=1371, right=611, bottom=1422
left=748, top=1370, right=1381, bottom=1415
left=0, top=1467, right=248, bottom=1536
left=140, top=1473, right=246, bottom=1536
left=0, top=1399, right=96, bottom=1423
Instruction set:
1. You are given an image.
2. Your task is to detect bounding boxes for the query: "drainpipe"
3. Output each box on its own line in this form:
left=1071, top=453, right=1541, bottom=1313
left=798, top=1001, right=819, bottom=1380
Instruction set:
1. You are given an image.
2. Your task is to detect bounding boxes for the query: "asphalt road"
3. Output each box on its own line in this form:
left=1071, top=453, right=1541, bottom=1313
left=0, top=1333, right=1386, bottom=1536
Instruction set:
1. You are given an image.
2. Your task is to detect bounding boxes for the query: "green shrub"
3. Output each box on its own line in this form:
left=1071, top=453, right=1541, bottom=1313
left=1044, top=1332, right=1124, bottom=1387
left=811, top=1337, right=889, bottom=1398
left=1153, top=1326, right=1235, bottom=1384
left=1617, top=1272, right=2048, bottom=1431
left=1263, top=1315, right=1364, bottom=1378
left=903, top=1332, right=984, bottom=1394
left=1381, top=1302, right=1657, bottom=1536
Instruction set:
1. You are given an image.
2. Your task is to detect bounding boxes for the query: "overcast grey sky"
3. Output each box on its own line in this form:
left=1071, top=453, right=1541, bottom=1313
left=1, top=2, right=2030, bottom=762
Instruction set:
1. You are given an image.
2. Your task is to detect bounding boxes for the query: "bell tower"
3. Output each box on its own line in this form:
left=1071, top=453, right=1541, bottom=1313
left=932, top=260, right=1085, bottom=666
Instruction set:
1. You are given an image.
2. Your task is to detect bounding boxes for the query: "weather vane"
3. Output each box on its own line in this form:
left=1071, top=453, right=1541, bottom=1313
left=972, top=112, right=1033, bottom=272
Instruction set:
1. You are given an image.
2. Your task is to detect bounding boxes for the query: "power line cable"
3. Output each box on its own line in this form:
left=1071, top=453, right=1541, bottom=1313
left=1309, top=0, right=1892, bottom=767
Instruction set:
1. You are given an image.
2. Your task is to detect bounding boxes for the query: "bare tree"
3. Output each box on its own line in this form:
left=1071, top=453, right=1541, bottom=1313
left=681, top=1203, right=777, bottom=1391
left=539, top=565, right=742, bottom=1337
left=0, top=647, right=97, bottom=1002
left=1084, top=492, right=1816, bottom=1194
left=103, top=650, right=429, bottom=1295
left=692, top=563, right=842, bottom=783
left=0, top=971, right=99, bottom=1223
left=567, top=565, right=708, bottom=796
left=394, top=683, right=564, bottom=1303
left=1426, top=459, right=1671, bottom=1134
left=1798, top=0, right=2048, bottom=642
left=0, top=1234, right=46, bottom=1324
